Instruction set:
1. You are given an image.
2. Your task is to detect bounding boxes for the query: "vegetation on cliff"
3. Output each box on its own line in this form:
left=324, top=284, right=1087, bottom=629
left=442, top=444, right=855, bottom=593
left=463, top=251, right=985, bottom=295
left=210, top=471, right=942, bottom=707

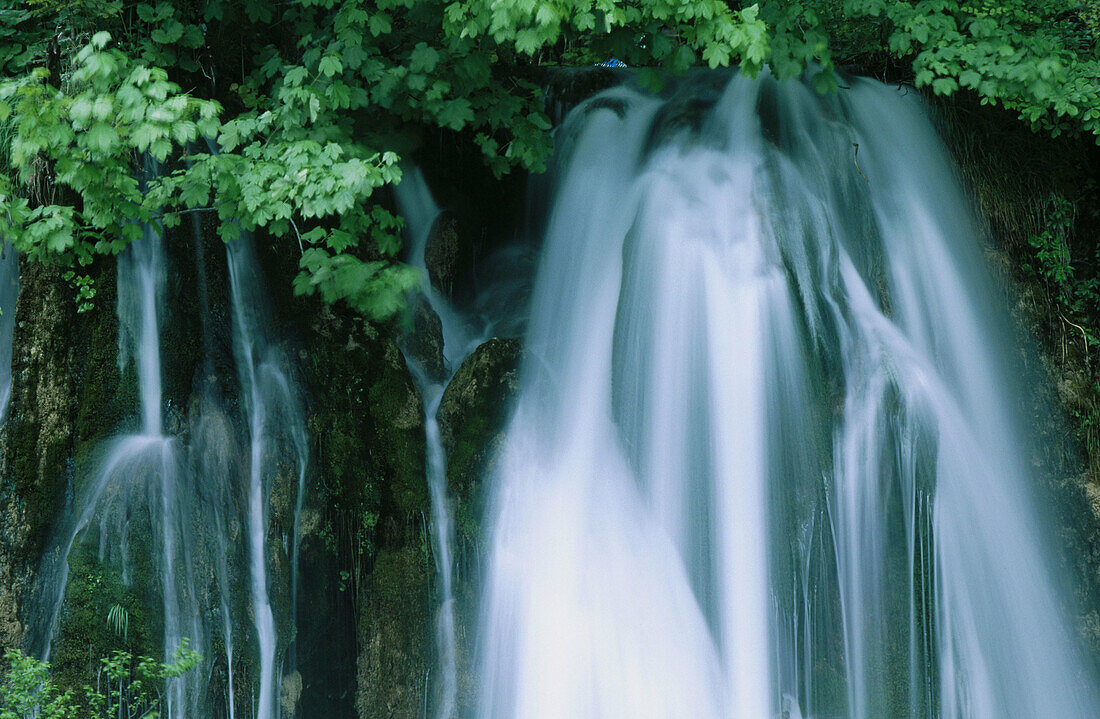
left=0, top=0, right=1097, bottom=320
left=0, top=640, right=199, bottom=719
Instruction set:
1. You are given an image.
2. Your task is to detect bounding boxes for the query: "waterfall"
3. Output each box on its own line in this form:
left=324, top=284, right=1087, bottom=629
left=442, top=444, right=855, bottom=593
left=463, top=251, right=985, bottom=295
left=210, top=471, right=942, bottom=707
left=475, top=73, right=1100, bottom=718
left=28, top=164, right=307, bottom=719
left=395, top=168, right=482, bottom=719
left=33, top=216, right=207, bottom=719
left=0, top=243, right=19, bottom=422
left=224, top=226, right=309, bottom=719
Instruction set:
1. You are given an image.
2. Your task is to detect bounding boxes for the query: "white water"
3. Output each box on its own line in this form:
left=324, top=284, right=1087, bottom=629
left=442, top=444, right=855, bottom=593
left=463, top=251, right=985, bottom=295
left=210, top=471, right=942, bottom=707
left=31, top=185, right=307, bottom=719
left=0, top=242, right=19, bottom=421
left=476, top=74, right=1100, bottom=718
left=35, top=217, right=207, bottom=719
left=224, top=227, right=309, bottom=719
left=395, top=168, right=483, bottom=719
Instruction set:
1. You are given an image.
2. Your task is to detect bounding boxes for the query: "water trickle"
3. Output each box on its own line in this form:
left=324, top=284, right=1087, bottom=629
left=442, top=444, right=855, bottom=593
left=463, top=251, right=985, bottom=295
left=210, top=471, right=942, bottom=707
left=395, top=167, right=484, bottom=719
left=475, top=73, right=1100, bottom=719
left=33, top=215, right=208, bottom=719
left=29, top=163, right=307, bottom=719
left=224, top=226, right=309, bottom=719
left=0, top=242, right=19, bottom=422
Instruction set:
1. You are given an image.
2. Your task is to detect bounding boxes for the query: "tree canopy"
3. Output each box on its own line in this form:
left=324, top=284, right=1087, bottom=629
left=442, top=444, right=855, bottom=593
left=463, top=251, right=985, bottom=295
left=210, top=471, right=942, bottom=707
left=0, top=0, right=1097, bottom=317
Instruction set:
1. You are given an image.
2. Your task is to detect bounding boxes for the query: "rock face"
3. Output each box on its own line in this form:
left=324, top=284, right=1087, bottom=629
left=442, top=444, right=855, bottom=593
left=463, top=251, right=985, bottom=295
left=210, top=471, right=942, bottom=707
left=356, top=544, right=428, bottom=719
left=435, top=337, right=524, bottom=713
left=351, top=328, right=430, bottom=719
left=0, top=222, right=438, bottom=719
left=404, top=293, right=446, bottom=383
left=425, top=210, right=464, bottom=295
left=0, top=261, right=81, bottom=650
left=280, top=670, right=302, bottom=716
left=297, top=304, right=431, bottom=719
left=438, top=338, right=524, bottom=550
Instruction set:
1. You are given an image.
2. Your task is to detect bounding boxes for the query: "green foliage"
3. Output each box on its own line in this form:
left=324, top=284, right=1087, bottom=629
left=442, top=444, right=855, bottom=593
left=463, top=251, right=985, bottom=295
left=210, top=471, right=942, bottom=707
left=0, top=651, right=78, bottom=719
left=106, top=603, right=129, bottom=641
left=84, top=641, right=201, bottom=719
left=1, top=0, right=1099, bottom=319
left=50, top=547, right=156, bottom=691
left=0, top=643, right=200, bottom=719
left=0, top=29, right=217, bottom=305
left=1015, top=184, right=1100, bottom=455
left=834, top=0, right=1100, bottom=138
left=1021, top=192, right=1100, bottom=344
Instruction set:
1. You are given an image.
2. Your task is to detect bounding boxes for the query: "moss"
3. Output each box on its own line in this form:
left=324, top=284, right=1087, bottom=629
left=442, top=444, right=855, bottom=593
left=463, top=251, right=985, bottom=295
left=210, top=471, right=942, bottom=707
left=305, top=305, right=426, bottom=548
left=356, top=545, right=429, bottom=719
left=2, top=260, right=81, bottom=570
left=74, top=269, right=137, bottom=460
left=433, top=338, right=522, bottom=713
left=438, top=338, right=522, bottom=549
left=368, top=347, right=427, bottom=520
left=298, top=304, right=428, bottom=717
left=50, top=543, right=158, bottom=691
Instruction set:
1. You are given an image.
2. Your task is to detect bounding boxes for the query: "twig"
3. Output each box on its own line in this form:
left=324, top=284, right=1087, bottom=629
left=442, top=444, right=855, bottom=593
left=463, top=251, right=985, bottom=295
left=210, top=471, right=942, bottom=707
left=852, top=143, right=869, bottom=183
left=1061, top=313, right=1090, bottom=354
left=289, top=216, right=305, bottom=256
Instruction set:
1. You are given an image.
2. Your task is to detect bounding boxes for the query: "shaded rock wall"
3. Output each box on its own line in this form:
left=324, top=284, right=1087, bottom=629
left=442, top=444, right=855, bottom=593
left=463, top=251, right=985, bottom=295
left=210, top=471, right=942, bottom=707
left=0, top=261, right=81, bottom=650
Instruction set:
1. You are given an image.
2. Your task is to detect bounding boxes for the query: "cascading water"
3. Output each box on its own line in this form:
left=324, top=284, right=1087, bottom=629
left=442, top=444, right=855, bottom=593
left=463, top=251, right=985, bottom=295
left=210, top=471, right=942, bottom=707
left=476, top=73, right=1100, bottom=718
left=223, top=226, right=309, bottom=719
left=0, top=243, right=19, bottom=422
left=32, top=215, right=207, bottom=719
left=394, top=168, right=481, bottom=719
left=28, top=167, right=307, bottom=719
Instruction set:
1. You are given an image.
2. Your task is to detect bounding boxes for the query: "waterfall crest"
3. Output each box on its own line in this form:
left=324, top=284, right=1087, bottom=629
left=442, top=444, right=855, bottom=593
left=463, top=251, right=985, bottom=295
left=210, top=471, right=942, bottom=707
left=475, top=73, right=1100, bottom=718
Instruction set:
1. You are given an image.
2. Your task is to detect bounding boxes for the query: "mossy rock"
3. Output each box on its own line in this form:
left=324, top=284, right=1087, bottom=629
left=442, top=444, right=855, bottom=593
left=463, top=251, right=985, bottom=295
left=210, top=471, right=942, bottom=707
left=368, top=338, right=428, bottom=524
left=434, top=338, right=523, bottom=714
left=437, top=338, right=523, bottom=550
left=3, top=261, right=81, bottom=565
left=403, top=294, right=446, bottom=383
left=424, top=211, right=465, bottom=296
left=50, top=544, right=157, bottom=691
left=299, top=304, right=429, bottom=717
left=355, top=544, right=429, bottom=719
left=0, top=260, right=86, bottom=651
left=305, top=305, right=426, bottom=536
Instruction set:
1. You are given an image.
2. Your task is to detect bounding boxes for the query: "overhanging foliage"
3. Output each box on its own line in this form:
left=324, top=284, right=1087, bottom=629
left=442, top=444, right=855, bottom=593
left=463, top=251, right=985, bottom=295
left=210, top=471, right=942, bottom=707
left=0, top=0, right=1096, bottom=318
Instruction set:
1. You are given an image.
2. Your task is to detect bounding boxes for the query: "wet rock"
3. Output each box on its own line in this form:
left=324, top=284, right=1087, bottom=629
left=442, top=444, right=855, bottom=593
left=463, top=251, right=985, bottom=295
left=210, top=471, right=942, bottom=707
left=299, top=304, right=429, bottom=718
left=432, top=337, right=523, bottom=713
left=356, top=546, right=429, bottom=719
left=425, top=211, right=463, bottom=295
left=0, top=261, right=83, bottom=652
left=437, top=337, right=523, bottom=548
left=544, top=66, right=625, bottom=123
left=403, top=294, right=446, bottom=382
left=280, top=670, right=302, bottom=717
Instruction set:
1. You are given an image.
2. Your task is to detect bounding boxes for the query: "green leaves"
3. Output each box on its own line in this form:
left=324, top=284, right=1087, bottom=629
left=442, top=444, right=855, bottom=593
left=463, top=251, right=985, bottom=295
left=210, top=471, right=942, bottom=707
left=409, top=43, right=440, bottom=73
left=844, top=0, right=1100, bottom=139
left=5, top=0, right=1100, bottom=324
left=319, top=54, right=343, bottom=77
left=0, top=644, right=201, bottom=719
left=0, top=33, right=220, bottom=293
left=294, top=248, right=419, bottom=319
